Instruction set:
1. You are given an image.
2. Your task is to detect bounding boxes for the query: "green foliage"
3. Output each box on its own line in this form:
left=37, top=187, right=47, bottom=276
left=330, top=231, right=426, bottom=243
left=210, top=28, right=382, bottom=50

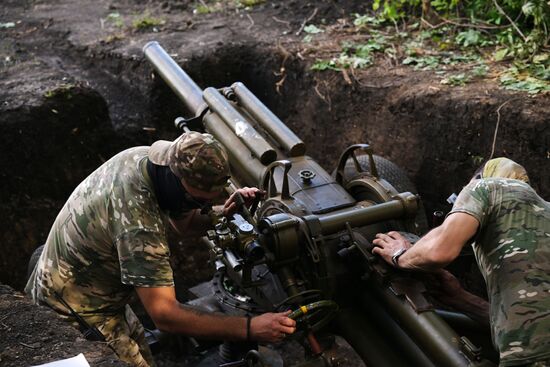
left=192, top=0, right=263, bottom=13
left=499, top=56, right=550, bottom=93
left=430, top=0, right=459, bottom=12
left=500, top=73, right=550, bottom=93
left=441, top=73, right=469, bottom=86
left=472, top=63, right=489, bottom=76
left=44, top=84, right=76, bottom=99
left=403, top=54, right=441, bottom=69
left=370, top=0, right=550, bottom=56
left=303, top=24, right=324, bottom=43
left=105, top=12, right=123, bottom=28
left=472, top=155, right=485, bottom=166
left=353, top=13, right=384, bottom=28
left=311, top=59, right=340, bottom=71
left=194, top=4, right=213, bottom=14
left=304, top=25, right=324, bottom=34
left=310, top=38, right=389, bottom=71
left=455, top=29, right=490, bottom=47
left=363, top=0, right=550, bottom=93
left=132, top=15, right=165, bottom=30
left=236, top=0, right=265, bottom=6
left=373, top=0, right=422, bottom=21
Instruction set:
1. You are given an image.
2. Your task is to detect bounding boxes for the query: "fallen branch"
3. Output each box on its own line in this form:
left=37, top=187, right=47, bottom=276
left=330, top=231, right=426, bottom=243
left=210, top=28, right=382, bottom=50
left=424, top=13, right=512, bottom=31
left=19, top=342, right=40, bottom=349
left=274, top=40, right=290, bottom=94
left=341, top=67, right=353, bottom=85
left=296, top=8, right=318, bottom=36
left=272, top=16, right=291, bottom=28
left=492, top=0, right=527, bottom=42
left=489, top=98, right=518, bottom=160
left=314, top=80, right=332, bottom=110
left=246, top=14, right=254, bottom=30
left=275, top=74, right=286, bottom=94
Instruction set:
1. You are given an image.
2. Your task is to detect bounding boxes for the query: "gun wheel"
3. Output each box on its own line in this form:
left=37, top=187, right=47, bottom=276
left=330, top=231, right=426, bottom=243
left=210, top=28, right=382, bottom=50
left=339, top=154, right=430, bottom=235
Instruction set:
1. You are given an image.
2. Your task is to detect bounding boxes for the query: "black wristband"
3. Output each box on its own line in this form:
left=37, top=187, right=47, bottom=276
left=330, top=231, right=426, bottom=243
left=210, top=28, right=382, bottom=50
left=391, top=248, right=407, bottom=268
left=246, top=315, right=252, bottom=342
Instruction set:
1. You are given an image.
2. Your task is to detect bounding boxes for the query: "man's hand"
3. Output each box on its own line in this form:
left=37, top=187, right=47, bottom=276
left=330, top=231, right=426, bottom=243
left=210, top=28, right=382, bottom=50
left=372, top=231, right=413, bottom=266
left=222, top=187, right=264, bottom=217
left=250, top=311, right=296, bottom=344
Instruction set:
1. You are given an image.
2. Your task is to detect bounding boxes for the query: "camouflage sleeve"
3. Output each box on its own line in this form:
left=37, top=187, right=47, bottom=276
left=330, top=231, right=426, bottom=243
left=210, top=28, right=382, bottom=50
left=448, top=180, right=491, bottom=228
left=116, top=230, right=174, bottom=287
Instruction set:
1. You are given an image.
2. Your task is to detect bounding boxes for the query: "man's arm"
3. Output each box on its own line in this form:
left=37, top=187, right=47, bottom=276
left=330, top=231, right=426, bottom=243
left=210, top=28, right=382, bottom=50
left=426, top=269, right=490, bottom=327
left=372, top=212, right=480, bottom=271
left=169, top=187, right=263, bottom=236
left=135, top=286, right=296, bottom=343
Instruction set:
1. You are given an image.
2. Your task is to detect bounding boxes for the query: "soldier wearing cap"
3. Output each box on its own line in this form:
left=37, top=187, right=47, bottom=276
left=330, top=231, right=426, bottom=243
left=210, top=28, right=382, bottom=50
left=25, top=132, right=296, bottom=367
left=372, top=157, right=550, bottom=366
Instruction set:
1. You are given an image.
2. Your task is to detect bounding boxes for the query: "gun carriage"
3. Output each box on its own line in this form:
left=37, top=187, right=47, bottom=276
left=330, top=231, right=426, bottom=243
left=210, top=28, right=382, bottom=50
left=143, top=41, right=496, bottom=367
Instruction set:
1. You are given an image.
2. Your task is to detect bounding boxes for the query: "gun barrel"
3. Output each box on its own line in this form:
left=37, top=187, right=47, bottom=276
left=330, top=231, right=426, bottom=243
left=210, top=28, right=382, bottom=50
left=143, top=41, right=204, bottom=115
left=203, top=87, right=277, bottom=165
left=202, top=112, right=265, bottom=185
left=232, top=82, right=306, bottom=157
left=315, top=192, right=418, bottom=234
left=143, top=42, right=267, bottom=186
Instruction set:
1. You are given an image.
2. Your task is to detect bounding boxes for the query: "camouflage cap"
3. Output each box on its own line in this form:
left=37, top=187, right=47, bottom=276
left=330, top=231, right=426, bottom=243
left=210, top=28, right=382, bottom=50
left=482, top=157, right=530, bottom=183
left=149, top=132, right=231, bottom=193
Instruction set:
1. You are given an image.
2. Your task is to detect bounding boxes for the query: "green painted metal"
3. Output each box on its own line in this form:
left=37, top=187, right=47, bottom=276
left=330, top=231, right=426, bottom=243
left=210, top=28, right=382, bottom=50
left=203, top=87, right=277, bottom=165
left=143, top=41, right=204, bottom=115
left=143, top=41, right=497, bottom=367
left=232, top=82, right=306, bottom=157
left=316, top=192, right=417, bottom=234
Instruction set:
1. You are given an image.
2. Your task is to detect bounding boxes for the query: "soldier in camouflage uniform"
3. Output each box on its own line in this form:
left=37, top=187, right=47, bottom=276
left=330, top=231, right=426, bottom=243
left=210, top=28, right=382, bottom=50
left=25, top=131, right=296, bottom=367
left=372, top=157, right=550, bottom=367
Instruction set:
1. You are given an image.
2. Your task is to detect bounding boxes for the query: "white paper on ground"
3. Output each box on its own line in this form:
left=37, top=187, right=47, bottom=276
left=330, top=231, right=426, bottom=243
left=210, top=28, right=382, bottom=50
left=32, top=353, right=90, bottom=367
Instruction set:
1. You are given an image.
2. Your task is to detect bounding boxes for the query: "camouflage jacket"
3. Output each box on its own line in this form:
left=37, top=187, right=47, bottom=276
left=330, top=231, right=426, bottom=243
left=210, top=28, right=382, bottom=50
left=450, top=178, right=550, bottom=366
left=25, top=147, right=174, bottom=315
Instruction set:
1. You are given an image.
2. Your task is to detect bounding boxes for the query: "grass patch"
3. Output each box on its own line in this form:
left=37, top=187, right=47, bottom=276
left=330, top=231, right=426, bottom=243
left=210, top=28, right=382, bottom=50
left=44, top=84, right=77, bottom=99
left=132, top=14, right=165, bottom=30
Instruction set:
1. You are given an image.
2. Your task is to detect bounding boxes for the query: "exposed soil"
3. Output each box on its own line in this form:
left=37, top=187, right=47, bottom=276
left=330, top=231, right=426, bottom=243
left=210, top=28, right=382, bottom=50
left=0, top=0, right=548, bottom=365
left=0, top=284, right=128, bottom=366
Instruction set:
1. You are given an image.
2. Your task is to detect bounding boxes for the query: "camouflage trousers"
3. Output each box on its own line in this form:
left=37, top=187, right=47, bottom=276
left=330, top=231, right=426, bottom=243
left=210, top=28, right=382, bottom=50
left=76, top=305, right=156, bottom=367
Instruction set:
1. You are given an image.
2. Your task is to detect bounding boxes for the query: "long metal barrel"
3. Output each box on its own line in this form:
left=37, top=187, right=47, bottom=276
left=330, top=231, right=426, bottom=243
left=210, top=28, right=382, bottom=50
left=336, top=304, right=436, bottom=367
left=202, top=112, right=266, bottom=185
left=367, top=282, right=494, bottom=367
left=232, top=82, right=306, bottom=157
left=203, top=87, right=277, bottom=165
left=314, top=192, right=417, bottom=234
left=143, top=42, right=265, bottom=186
left=143, top=41, right=204, bottom=115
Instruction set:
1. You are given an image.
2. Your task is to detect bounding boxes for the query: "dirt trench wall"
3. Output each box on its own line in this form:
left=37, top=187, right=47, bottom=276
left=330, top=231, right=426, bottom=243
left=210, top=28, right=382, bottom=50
left=0, top=85, right=123, bottom=290
left=1, top=42, right=549, bottom=293
left=269, top=63, right=550, bottom=216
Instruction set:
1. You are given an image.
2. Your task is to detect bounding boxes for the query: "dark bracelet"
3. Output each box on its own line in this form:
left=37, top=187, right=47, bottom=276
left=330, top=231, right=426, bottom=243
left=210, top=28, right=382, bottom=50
left=246, top=315, right=252, bottom=342
left=391, top=248, right=407, bottom=268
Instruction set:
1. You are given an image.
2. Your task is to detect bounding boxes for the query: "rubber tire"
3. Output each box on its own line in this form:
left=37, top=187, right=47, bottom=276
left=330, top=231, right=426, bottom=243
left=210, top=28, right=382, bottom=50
left=342, top=154, right=429, bottom=234
left=27, top=244, right=45, bottom=281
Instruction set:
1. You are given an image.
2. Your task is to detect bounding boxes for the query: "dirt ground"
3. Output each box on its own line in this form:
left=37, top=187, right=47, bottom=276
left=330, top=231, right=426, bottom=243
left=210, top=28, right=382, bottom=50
left=0, top=284, right=128, bottom=366
left=0, top=0, right=549, bottom=365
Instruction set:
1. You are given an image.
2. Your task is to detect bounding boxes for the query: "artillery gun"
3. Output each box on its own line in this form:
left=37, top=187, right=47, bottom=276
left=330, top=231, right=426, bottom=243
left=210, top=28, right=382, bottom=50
left=143, top=41, right=496, bottom=367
